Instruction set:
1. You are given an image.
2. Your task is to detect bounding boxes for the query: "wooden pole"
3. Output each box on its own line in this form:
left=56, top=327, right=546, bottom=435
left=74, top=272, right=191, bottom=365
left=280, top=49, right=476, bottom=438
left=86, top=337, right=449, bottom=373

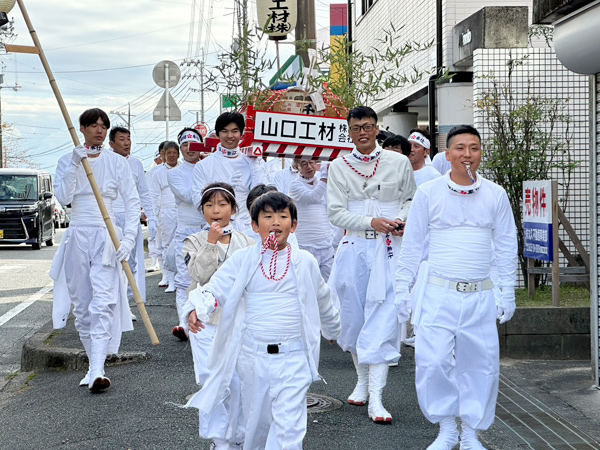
left=551, top=180, right=560, bottom=307
left=16, top=0, right=159, bottom=345
left=527, top=258, right=536, bottom=298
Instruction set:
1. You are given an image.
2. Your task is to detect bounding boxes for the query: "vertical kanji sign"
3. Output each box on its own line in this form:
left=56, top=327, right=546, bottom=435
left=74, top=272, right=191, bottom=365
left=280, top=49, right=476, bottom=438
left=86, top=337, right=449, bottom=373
left=523, top=180, right=553, bottom=261
left=256, top=0, right=297, bottom=40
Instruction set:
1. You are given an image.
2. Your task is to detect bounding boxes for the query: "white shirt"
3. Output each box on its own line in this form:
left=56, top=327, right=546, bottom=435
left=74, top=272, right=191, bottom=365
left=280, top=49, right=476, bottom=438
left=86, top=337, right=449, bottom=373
left=432, top=152, right=451, bottom=175
left=150, top=163, right=177, bottom=211
left=327, top=145, right=417, bottom=230
left=113, top=155, right=156, bottom=222
left=54, top=150, right=140, bottom=243
left=245, top=246, right=302, bottom=340
left=413, top=165, right=441, bottom=186
left=395, top=173, right=517, bottom=292
left=168, top=160, right=205, bottom=228
left=273, top=166, right=298, bottom=195
left=288, top=178, right=332, bottom=248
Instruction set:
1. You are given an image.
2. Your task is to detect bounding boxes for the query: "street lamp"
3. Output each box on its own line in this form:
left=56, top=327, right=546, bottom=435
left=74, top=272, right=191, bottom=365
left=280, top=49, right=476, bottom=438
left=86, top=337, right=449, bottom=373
left=0, top=0, right=16, bottom=27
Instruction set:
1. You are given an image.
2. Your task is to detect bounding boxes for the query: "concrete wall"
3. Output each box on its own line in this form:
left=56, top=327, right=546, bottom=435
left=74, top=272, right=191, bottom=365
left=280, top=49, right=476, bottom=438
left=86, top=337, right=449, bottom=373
left=499, top=307, right=591, bottom=359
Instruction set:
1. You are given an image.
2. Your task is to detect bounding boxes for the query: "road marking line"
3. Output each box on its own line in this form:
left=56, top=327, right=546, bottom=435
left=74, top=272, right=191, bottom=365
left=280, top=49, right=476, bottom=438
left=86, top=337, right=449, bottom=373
left=0, top=282, right=53, bottom=327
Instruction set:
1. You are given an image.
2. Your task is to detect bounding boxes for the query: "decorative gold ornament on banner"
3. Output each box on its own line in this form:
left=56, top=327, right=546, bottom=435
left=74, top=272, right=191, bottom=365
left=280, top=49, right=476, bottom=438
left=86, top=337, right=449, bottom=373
left=256, top=0, right=297, bottom=40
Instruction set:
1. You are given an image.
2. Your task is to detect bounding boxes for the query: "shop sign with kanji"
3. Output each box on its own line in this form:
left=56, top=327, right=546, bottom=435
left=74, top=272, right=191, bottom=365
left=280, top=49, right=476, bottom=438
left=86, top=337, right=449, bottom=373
left=522, top=180, right=553, bottom=261
left=253, top=111, right=354, bottom=150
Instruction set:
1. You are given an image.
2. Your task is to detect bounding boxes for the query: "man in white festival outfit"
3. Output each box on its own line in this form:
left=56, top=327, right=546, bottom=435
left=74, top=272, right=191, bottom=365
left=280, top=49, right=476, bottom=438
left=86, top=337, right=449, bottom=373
left=395, top=125, right=517, bottom=450
left=167, top=128, right=206, bottom=341
left=109, top=126, right=158, bottom=306
left=327, top=106, right=417, bottom=424
left=51, top=108, right=140, bottom=392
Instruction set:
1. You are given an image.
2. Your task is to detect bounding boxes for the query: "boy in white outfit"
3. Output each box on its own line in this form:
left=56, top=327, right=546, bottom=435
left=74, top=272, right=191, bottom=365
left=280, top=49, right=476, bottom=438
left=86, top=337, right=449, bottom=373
left=185, top=192, right=341, bottom=450
left=395, top=125, right=517, bottom=450
left=51, top=108, right=140, bottom=391
left=327, top=106, right=416, bottom=424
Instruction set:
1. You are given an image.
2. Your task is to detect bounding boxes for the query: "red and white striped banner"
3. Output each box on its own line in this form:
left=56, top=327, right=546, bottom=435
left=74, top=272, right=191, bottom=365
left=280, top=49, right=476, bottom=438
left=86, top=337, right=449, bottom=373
left=254, top=141, right=350, bottom=161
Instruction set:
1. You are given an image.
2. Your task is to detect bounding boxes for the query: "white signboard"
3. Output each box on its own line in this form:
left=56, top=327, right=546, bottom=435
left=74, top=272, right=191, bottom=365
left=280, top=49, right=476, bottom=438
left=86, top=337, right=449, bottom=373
left=254, top=111, right=354, bottom=150
left=522, top=180, right=553, bottom=261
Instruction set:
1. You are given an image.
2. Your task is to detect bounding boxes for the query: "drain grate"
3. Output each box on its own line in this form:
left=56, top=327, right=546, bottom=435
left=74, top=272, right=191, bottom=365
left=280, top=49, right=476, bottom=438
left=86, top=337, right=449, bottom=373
left=496, top=375, right=600, bottom=450
left=306, top=393, right=343, bottom=413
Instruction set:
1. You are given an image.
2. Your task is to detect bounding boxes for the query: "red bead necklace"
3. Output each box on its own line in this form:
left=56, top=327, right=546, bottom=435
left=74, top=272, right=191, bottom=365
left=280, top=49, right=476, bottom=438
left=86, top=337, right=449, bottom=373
left=342, top=156, right=380, bottom=180
left=260, top=233, right=291, bottom=281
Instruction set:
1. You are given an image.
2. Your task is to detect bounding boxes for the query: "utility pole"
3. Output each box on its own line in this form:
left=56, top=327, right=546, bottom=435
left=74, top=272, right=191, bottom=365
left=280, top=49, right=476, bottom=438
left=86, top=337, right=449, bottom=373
left=110, top=103, right=136, bottom=130
left=296, top=0, right=316, bottom=67
left=182, top=55, right=206, bottom=123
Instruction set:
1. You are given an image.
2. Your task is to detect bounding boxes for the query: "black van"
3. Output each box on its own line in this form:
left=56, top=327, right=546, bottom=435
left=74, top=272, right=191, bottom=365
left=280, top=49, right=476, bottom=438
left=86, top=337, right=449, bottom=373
left=0, top=168, right=55, bottom=249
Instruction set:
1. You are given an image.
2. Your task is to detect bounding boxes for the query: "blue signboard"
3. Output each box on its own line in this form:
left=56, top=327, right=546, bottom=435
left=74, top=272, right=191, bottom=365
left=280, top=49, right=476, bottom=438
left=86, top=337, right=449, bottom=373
left=523, top=222, right=553, bottom=261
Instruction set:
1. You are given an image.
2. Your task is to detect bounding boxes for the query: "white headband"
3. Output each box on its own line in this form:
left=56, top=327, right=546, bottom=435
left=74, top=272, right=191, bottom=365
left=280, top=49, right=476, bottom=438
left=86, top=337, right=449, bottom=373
left=154, top=150, right=161, bottom=159
left=201, top=186, right=235, bottom=200
left=179, top=131, right=202, bottom=145
left=408, top=132, right=430, bottom=149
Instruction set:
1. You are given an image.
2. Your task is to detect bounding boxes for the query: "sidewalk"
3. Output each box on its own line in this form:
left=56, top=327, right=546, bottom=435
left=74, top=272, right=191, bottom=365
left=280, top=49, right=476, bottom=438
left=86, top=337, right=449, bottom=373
left=5, top=271, right=600, bottom=449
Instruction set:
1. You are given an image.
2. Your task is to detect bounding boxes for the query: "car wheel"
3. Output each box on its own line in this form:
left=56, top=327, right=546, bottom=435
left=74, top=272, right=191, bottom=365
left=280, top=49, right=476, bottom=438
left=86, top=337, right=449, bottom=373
left=32, top=222, right=43, bottom=250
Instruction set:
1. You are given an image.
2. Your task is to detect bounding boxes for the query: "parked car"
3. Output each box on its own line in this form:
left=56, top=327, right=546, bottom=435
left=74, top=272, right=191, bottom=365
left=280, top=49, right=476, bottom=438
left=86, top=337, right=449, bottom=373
left=54, top=201, right=67, bottom=228
left=0, top=168, right=55, bottom=249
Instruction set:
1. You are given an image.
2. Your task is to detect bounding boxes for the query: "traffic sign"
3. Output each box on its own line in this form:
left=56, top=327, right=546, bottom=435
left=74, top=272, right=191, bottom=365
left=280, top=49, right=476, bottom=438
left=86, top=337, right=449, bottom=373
left=153, top=91, right=181, bottom=121
left=152, top=60, right=181, bottom=88
left=194, top=122, right=210, bottom=138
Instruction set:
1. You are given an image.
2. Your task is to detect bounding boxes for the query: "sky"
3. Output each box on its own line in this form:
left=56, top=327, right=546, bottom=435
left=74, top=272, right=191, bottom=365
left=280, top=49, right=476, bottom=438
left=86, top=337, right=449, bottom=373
left=0, top=0, right=340, bottom=172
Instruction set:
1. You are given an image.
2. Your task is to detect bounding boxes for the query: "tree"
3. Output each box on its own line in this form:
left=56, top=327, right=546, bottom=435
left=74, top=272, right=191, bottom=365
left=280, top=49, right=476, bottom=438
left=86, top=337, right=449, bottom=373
left=476, top=55, right=577, bottom=282
left=302, top=26, right=435, bottom=109
left=210, top=23, right=436, bottom=111
left=2, top=124, right=38, bottom=168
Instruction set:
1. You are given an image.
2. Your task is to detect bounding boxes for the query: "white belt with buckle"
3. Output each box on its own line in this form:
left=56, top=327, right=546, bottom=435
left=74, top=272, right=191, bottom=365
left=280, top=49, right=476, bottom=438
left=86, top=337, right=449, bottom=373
left=347, top=230, right=379, bottom=239
left=427, top=275, right=494, bottom=293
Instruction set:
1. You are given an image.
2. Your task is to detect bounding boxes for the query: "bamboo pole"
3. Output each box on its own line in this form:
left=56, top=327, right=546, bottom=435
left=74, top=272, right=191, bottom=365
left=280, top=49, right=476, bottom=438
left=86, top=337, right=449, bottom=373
left=17, top=0, right=159, bottom=345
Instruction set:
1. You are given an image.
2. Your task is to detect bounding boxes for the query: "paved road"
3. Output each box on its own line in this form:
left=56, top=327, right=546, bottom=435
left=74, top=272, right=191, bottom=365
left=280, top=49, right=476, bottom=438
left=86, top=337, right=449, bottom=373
left=0, top=228, right=61, bottom=381
left=1, top=233, right=600, bottom=449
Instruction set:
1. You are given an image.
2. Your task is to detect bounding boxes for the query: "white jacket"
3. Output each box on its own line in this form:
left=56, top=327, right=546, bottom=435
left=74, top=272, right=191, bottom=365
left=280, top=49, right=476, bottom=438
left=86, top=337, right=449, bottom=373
left=184, top=243, right=341, bottom=414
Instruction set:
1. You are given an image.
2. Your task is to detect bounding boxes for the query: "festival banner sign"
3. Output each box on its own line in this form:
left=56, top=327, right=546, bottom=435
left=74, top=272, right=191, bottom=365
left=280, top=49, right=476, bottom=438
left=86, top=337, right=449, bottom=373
left=253, top=111, right=354, bottom=149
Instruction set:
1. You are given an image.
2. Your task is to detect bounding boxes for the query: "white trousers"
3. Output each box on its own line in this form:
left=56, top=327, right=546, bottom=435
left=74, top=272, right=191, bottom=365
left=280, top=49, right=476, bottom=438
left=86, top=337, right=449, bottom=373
left=415, top=283, right=499, bottom=430
left=158, top=208, right=177, bottom=263
left=331, top=236, right=400, bottom=365
left=237, top=334, right=313, bottom=450
left=116, top=213, right=146, bottom=302
left=63, top=227, right=119, bottom=342
left=300, top=245, right=335, bottom=282
left=174, top=226, right=203, bottom=327
left=190, top=324, right=244, bottom=443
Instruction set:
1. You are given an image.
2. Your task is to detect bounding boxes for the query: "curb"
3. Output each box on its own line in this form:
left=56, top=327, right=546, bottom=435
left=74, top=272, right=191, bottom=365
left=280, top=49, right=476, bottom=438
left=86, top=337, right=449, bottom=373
left=20, top=320, right=149, bottom=373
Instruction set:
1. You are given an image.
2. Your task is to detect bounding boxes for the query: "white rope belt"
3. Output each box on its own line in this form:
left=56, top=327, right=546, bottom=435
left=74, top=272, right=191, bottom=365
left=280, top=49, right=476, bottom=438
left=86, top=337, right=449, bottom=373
left=427, top=275, right=494, bottom=293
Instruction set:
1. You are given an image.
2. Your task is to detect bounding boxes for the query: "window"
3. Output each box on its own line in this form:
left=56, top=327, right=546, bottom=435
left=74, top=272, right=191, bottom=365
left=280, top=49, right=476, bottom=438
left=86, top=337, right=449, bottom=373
left=361, top=0, right=378, bottom=16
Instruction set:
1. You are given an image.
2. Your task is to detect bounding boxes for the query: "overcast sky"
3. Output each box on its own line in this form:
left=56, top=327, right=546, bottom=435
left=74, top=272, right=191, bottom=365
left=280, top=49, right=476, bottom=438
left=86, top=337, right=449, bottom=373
left=1, top=0, right=339, bottom=172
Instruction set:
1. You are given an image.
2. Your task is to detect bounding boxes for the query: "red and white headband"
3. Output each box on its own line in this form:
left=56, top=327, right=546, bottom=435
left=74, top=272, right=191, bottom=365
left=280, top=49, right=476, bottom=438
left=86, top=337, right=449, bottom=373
left=408, top=132, right=430, bottom=149
left=179, top=132, right=202, bottom=145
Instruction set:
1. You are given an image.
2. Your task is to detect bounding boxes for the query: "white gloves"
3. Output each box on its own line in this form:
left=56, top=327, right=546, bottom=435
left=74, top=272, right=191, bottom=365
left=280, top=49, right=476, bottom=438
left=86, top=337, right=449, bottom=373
left=115, top=239, right=134, bottom=262
left=148, top=218, right=157, bottom=240
left=497, top=288, right=516, bottom=324
left=71, top=145, right=88, bottom=166
left=230, top=170, right=243, bottom=189
left=319, top=162, right=329, bottom=180
left=188, top=288, right=218, bottom=322
left=394, top=291, right=411, bottom=323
